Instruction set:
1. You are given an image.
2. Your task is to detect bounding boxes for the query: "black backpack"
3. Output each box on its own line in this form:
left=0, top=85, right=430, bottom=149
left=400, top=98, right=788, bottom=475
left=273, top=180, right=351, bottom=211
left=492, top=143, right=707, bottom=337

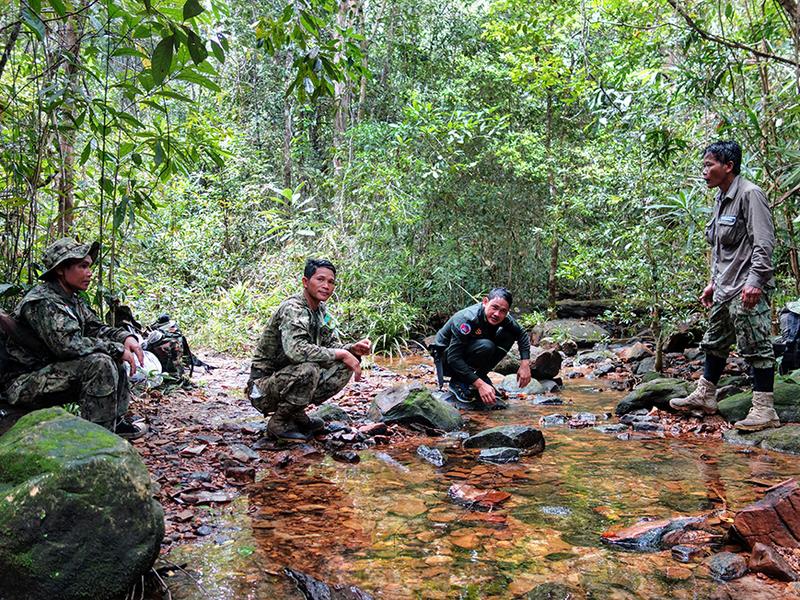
left=779, top=303, right=800, bottom=374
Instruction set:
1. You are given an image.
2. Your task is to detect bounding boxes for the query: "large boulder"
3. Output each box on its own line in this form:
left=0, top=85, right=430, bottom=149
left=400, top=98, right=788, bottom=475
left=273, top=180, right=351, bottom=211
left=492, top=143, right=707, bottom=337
left=0, top=408, right=164, bottom=600
left=615, top=378, right=693, bottom=416
left=718, top=377, right=800, bottom=424
left=463, top=425, right=545, bottom=454
left=532, top=319, right=609, bottom=348
left=367, top=383, right=463, bottom=432
left=731, top=479, right=800, bottom=549
left=492, top=346, right=562, bottom=380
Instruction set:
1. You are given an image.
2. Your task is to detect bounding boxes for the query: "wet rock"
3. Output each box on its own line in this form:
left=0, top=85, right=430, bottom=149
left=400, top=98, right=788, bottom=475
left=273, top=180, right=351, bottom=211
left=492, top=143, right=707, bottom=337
left=731, top=479, right=800, bottom=549
left=416, top=445, right=446, bottom=467
left=707, top=552, right=748, bottom=581
left=617, top=342, right=654, bottom=362
left=331, top=450, right=360, bottom=464
left=525, top=583, right=576, bottom=600
left=633, top=421, right=664, bottom=433
left=539, top=505, right=571, bottom=516
left=722, top=427, right=800, bottom=455
left=196, top=525, right=213, bottom=536
left=568, top=412, right=602, bottom=428
left=532, top=319, right=609, bottom=348
left=448, top=483, right=511, bottom=511
left=309, top=403, right=352, bottom=423
left=357, top=422, right=387, bottom=436
left=615, top=377, right=693, bottom=416
left=718, top=376, right=800, bottom=424
left=710, top=574, right=794, bottom=600
left=478, top=447, right=521, bottom=464
left=186, top=471, right=213, bottom=482
left=594, top=423, right=629, bottom=434
left=493, top=349, right=521, bottom=374
left=601, top=515, right=704, bottom=551
left=672, top=544, right=705, bottom=563
left=619, top=409, right=651, bottom=424
left=539, top=414, right=569, bottom=427
left=285, top=568, right=374, bottom=600
left=529, top=347, right=564, bottom=380
left=229, top=443, right=259, bottom=462
left=749, top=542, right=799, bottom=581
left=463, top=425, right=545, bottom=454
left=445, top=431, right=470, bottom=440
left=531, top=394, right=563, bottom=405
left=367, top=383, right=463, bottom=432
left=0, top=408, right=164, bottom=600
left=498, top=374, right=545, bottom=395
left=574, top=350, right=618, bottom=366
left=590, top=361, right=617, bottom=377
left=539, top=379, right=561, bottom=392
left=325, top=421, right=351, bottom=434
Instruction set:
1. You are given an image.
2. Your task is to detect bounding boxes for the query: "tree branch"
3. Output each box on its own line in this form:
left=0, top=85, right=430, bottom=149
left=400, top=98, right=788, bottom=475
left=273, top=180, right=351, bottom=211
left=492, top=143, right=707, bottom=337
left=665, top=0, right=799, bottom=67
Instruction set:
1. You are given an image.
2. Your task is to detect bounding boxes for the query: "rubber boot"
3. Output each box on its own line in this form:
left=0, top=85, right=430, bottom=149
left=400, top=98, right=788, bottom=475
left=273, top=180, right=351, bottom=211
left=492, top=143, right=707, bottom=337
left=267, top=403, right=310, bottom=441
left=735, top=392, right=781, bottom=432
left=669, top=377, right=718, bottom=415
left=295, top=410, right=325, bottom=435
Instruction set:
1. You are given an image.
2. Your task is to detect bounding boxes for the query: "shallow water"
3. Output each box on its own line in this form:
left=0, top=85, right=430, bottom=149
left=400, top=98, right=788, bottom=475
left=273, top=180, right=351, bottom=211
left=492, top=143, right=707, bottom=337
left=166, top=361, right=800, bottom=599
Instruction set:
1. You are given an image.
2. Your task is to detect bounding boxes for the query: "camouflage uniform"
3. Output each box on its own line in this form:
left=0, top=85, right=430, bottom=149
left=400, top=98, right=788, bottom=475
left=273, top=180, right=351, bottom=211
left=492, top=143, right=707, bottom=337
left=248, top=294, right=353, bottom=416
left=1, top=240, right=133, bottom=428
left=701, top=294, right=774, bottom=369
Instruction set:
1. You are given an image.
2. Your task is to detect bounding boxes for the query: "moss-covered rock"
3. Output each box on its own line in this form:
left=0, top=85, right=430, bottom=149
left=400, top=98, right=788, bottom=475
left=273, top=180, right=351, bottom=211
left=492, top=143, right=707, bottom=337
left=615, top=378, right=693, bottom=416
left=0, top=407, right=164, bottom=600
left=367, top=383, right=463, bottom=432
left=308, top=403, right=351, bottom=423
left=718, top=377, right=800, bottom=423
left=723, top=425, right=800, bottom=455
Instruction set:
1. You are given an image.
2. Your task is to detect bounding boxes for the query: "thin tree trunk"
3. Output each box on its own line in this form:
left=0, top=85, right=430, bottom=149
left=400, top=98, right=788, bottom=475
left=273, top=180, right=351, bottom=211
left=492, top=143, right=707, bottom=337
left=545, top=92, right=559, bottom=317
left=332, top=1, right=356, bottom=175
left=356, top=0, right=369, bottom=123
left=282, top=51, right=293, bottom=188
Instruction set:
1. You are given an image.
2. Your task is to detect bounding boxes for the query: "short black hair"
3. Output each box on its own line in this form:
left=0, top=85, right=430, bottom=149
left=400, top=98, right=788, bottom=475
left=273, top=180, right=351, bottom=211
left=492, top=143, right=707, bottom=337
left=487, top=287, right=513, bottom=306
left=304, top=258, right=337, bottom=279
left=703, top=141, right=741, bottom=175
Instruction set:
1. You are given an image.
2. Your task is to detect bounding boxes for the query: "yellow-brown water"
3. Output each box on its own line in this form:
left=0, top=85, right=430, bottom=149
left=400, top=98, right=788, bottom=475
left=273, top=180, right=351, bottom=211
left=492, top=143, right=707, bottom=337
left=165, top=358, right=800, bottom=598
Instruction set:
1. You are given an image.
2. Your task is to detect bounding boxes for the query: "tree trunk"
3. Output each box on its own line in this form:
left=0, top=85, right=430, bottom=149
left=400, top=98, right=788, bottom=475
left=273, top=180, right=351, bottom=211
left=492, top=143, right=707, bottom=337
left=282, top=51, right=293, bottom=188
left=545, top=92, right=559, bottom=317
left=356, top=0, right=369, bottom=123
left=332, top=0, right=356, bottom=175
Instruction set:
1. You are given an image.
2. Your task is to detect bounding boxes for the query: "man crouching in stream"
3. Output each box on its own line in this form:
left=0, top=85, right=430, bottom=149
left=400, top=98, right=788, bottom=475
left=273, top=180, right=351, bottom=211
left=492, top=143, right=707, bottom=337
left=246, top=259, right=371, bottom=440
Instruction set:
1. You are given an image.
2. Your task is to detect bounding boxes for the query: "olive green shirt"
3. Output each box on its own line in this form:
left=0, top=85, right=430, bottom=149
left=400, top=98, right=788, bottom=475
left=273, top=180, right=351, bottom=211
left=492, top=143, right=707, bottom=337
left=706, top=176, right=775, bottom=303
left=251, top=294, right=349, bottom=376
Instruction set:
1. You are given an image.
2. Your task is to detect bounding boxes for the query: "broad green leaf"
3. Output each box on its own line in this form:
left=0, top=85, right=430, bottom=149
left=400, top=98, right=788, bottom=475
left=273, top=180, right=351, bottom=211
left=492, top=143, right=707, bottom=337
left=22, top=8, right=45, bottom=41
left=183, top=0, right=203, bottom=20
left=210, top=39, right=225, bottom=63
left=48, top=0, right=67, bottom=17
left=79, top=141, right=92, bottom=165
left=113, top=197, right=129, bottom=230
left=156, top=89, right=195, bottom=103
left=151, top=35, right=175, bottom=86
left=176, top=71, right=220, bottom=92
left=186, top=29, right=208, bottom=65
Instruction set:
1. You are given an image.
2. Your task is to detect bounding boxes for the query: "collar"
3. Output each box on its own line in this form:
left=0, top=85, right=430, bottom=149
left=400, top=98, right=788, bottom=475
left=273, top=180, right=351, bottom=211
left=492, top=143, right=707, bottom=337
left=46, top=279, right=77, bottom=302
left=717, top=175, right=742, bottom=203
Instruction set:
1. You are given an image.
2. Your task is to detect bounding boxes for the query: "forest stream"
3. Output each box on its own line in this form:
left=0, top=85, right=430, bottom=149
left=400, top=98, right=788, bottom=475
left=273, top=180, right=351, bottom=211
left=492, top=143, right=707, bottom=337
left=132, top=352, right=800, bottom=599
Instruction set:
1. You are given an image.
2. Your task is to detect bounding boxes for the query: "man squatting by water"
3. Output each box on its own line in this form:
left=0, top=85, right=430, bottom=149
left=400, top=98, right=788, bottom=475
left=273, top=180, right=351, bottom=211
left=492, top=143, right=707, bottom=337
left=671, top=141, right=781, bottom=432
left=431, top=287, right=531, bottom=410
left=247, top=259, right=371, bottom=440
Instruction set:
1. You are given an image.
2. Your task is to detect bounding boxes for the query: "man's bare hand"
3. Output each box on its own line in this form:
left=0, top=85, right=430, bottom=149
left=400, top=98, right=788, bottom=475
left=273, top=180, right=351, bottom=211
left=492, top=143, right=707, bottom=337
left=475, top=379, right=497, bottom=406
left=517, top=360, right=531, bottom=389
left=337, top=350, right=362, bottom=381
left=350, top=338, right=372, bottom=357
left=741, top=285, right=762, bottom=310
left=699, top=284, right=715, bottom=308
left=121, top=348, right=137, bottom=375
left=124, top=336, right=144, bottom=365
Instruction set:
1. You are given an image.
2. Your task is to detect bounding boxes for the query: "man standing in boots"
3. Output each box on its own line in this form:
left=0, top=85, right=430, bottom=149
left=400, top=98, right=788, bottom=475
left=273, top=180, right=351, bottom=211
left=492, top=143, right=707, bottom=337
left=671, top=141, right=780, bottom=431
left=247, top=259, right=370, bottom=440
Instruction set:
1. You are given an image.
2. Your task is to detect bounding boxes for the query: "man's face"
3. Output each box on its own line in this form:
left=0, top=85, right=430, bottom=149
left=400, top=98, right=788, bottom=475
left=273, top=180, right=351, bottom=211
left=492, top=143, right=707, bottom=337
left=303, top=267, right=336, bottom=303
left=702, top=153, right=733, bottom=189
left=59, top=257, right=93, bottom=293
left=482, top=296, right=510, bottom=325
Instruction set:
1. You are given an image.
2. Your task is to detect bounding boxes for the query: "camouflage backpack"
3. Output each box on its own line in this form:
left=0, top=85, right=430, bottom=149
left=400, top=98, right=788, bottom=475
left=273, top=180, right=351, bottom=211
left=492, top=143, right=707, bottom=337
left=143, top=314, right=194, bottom=378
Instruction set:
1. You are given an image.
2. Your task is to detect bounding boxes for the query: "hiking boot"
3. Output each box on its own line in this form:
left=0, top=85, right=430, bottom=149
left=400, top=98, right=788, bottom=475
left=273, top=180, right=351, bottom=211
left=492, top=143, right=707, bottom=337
left=735, top=392, right=781, bottom=432
left=113, top=417, right=148, bottom=440
left=446, top=379, right=482, bottom=409
left=267, top=404, right=310, bottom=441
left=295, top=411, right=325, bottom=435
left=669, top=377, right=718, bottom=415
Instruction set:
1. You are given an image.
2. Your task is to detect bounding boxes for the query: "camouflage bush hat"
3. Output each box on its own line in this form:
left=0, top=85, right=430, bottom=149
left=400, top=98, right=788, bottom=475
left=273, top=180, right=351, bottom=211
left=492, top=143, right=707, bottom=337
left=39, top=238, right=100, bottom=280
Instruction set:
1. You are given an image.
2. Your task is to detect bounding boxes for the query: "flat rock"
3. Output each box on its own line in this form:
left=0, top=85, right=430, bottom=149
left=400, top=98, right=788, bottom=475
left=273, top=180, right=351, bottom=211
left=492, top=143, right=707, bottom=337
left=672, top=544, right=706, bottom=563
left=497, top=374, right=545, bottom=395
left=615, top=378, right=693, bottom=416
left=448, top=483, right=511, bottom=511
left=574, top=350, right=618, bottom=366
left=594, top=423, right=629, bottom=434
left=367, top=383, right=463, bottom=432
left=478, top=447, right=521, bottom=464
left=539, top=414, right=568, bottom=427
left=718, top=376, right=800, bottom=424
left=463, top=425, right=545, bottom=454
left=0, top=408, right=164, bottom=600
left=601, top=515, right=704, bottom=551
left=707, top=552, right=748, bottom=581
left=723, top=426, right=800, bottom=455
left=285, top=568, right=373, bottom=600
left=617, top=342, right=654, bottom=362
left=309, top=403, right=352, bottom=423
left=749, top=542, right=799, bottom=581
left=416, top=445, right=446, bottom=467
left=732, top=479, right=800, bottom=549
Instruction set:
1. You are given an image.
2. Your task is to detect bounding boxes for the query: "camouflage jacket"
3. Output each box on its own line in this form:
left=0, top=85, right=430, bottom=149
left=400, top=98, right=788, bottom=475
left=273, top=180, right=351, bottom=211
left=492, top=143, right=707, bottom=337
left=6, top=281, right=133, bottom=372
left=251, top=294, right=350, bottom=376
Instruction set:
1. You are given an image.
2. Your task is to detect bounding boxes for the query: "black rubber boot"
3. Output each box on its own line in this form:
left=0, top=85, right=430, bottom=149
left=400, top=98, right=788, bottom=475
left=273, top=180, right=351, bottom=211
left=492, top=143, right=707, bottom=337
left=267, top=403, right=311, bottom=441
left=295, top=411, right=325, bottom=435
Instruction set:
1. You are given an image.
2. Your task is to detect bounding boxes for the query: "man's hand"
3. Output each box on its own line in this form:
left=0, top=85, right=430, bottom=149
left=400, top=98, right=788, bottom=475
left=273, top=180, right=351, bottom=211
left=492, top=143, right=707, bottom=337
left=699, top=283, right=715, bottom=308
left=335, top=349, right=362, bottom=381
left=350, top=338, right=372, bottom=357
left=516, top=359, right=531, bottom=389
left=122, top=336, right=144, bottom=375
left=475, top=379, right=497, bottom=406
left=741, top=285, right=762, bottom=310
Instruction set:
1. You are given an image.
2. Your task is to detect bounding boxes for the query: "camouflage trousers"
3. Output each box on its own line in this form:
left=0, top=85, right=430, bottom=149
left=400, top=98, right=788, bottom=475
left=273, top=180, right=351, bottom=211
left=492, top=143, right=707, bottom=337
left=3, top=353, right=129, bottom=427
left=248, top=361, right=352, bottom=416
left=701, top=294, right=775, bottom=370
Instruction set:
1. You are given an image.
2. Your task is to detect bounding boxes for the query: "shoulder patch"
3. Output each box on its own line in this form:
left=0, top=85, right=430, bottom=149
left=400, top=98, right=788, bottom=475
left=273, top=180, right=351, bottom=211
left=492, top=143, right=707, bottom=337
left=459, top=322, right=472, bottom=335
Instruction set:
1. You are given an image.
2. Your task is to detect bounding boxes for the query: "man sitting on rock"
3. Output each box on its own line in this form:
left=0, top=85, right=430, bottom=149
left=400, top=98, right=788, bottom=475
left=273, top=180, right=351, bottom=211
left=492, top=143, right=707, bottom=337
left=431, top=288, right=531, bottom=409
left=671, top=141, right=780, bottom=432
left=0, top=238, right=146, bottom=439
left=247, top=258, right=371, bottom=440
